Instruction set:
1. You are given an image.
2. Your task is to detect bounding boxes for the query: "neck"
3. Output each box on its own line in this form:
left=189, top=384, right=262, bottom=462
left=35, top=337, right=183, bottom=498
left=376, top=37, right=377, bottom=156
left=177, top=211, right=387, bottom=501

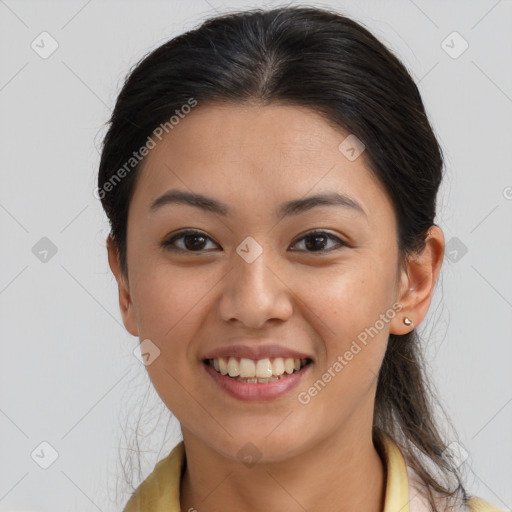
left=179, top=425, right=386, bottom=512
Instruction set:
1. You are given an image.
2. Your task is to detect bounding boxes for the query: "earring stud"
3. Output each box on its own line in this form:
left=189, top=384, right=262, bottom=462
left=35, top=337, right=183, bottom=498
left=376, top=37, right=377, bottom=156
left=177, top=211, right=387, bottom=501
left=403, top=317, right=413, bottom=326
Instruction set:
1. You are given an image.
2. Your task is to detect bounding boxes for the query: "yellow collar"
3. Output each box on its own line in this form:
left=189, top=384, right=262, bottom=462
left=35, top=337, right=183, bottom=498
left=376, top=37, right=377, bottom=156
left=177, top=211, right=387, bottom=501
left=122, top=435, right=496, bottom=511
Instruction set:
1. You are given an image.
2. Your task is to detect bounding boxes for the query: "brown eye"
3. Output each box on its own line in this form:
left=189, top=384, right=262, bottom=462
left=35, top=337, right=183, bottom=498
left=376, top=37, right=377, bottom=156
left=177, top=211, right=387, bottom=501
left=162, top=230, right=219, bottom=252
left=290, top=230, right=347, bottom=252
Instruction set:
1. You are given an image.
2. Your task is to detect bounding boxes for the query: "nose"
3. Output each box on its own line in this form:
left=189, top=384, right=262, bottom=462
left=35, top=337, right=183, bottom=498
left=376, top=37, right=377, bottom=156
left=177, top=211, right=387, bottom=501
left=217, top=246, right=294, bottom=329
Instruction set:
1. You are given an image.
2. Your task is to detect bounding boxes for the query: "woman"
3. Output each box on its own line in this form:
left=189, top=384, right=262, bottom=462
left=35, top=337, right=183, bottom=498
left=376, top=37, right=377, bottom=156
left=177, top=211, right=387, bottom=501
left=98, top=6, right=504, bottom=512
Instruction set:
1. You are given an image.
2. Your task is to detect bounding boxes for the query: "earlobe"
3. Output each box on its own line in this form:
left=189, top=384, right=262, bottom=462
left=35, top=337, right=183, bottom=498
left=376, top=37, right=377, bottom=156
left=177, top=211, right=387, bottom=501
left=390, top=225, right=445, bottom=335
left=106, top=236, right=139, bottom=337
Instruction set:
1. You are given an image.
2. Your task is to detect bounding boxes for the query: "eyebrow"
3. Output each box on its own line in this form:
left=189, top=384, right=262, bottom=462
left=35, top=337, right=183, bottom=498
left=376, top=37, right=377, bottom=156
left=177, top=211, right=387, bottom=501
left=150, top=189, right=366, bottom=219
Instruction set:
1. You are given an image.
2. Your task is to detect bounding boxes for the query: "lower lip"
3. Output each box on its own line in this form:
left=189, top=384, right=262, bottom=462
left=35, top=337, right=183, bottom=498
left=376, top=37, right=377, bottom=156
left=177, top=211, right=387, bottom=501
left=203, top=362, right=311, bottom=401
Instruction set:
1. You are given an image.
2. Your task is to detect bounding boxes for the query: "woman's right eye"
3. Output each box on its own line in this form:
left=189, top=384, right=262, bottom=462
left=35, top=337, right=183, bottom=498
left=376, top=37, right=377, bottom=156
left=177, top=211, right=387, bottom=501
left=162, top=230, right=220, bottom=252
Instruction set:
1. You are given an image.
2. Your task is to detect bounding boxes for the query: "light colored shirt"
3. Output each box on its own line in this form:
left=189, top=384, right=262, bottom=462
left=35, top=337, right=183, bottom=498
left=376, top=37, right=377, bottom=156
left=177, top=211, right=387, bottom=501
left=123, top=434, right=505, bottom=511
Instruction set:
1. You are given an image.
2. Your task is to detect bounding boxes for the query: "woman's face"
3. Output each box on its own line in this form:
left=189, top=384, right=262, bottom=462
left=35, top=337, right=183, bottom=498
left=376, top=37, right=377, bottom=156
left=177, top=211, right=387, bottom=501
left=113, top=102, right=414, bottom=462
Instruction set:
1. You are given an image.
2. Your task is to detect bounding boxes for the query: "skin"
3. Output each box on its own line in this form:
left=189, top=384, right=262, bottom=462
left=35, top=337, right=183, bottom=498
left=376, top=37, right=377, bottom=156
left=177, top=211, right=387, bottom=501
left=107, top=102, right=445, bottom=512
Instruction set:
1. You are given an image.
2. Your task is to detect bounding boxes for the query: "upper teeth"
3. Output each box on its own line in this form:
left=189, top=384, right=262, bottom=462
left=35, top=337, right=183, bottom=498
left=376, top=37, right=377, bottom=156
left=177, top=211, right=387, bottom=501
left=209, top=357, right=307, bottom=378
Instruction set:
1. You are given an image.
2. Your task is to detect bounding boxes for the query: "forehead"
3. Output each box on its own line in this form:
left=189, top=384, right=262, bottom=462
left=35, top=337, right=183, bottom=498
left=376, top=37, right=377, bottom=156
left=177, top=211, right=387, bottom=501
left=130, top=102, right=393, bottom=223
left=142, top=102, right=353, bottom=166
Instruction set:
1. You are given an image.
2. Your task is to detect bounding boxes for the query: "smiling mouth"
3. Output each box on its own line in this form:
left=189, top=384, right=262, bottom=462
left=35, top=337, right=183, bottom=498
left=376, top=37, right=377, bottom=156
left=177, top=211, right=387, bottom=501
left=204, top=357, right=312, bottom=383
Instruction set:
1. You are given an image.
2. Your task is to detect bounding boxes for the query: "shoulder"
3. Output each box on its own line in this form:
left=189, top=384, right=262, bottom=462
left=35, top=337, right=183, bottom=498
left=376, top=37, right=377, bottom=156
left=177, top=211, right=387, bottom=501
left=122, top=441, right=185, bottom=512
left=404, top=456, right=505, bottom=512
left=465, top=496, right=508, bottom=512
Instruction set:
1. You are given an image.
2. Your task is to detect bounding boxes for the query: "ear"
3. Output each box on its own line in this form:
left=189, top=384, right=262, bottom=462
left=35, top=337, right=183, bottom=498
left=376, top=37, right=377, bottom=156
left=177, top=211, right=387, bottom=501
left=106, top=235, right=138, bottom=337
left=390, top=225, right=445, bottom=335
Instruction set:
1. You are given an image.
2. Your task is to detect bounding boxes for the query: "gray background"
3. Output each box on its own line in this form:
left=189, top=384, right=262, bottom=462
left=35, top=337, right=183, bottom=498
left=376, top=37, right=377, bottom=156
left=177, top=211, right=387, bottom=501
left=0, top=0, right=511, bottom=510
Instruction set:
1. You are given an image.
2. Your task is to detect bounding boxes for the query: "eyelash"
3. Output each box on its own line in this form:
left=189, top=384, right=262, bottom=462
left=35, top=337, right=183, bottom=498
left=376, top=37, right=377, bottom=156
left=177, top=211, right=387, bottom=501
left=161, top=229, right=349, bottom=253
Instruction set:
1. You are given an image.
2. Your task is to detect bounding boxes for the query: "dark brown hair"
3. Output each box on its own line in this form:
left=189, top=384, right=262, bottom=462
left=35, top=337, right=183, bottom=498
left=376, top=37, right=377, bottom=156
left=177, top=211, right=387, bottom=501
left=98, top=6, right=470, bottom=510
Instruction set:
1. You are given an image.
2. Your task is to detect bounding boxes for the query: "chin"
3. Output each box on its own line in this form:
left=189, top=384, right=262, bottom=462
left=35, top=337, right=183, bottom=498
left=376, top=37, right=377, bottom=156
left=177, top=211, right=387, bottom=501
left=214, top=430, right=308, bottom=465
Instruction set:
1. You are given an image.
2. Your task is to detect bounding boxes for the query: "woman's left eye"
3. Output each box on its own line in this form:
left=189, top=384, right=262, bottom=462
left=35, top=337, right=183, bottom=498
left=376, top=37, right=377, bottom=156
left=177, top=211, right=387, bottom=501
left=290, top=230, right=347, bottom=252
left=161, top=229, right=347, bottom=253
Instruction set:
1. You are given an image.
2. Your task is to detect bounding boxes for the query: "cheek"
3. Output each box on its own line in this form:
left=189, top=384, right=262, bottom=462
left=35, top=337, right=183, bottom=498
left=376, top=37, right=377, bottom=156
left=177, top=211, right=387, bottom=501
left=129, top=260, right=229, bottom=390
left=299, top=255, right=396, bottom=378
left=130, top=255, right=211, bottom=337
left=129, top=264, right=214, bottom=411
left=304, top=257, right=396, bottom=329
left=293, top=264, right=394, bottom=424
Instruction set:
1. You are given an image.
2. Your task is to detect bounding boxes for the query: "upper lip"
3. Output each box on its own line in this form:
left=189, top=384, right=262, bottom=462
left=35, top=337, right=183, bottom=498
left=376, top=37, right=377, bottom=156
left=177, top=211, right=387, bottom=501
left=202, top=343, right=314, bottom=362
